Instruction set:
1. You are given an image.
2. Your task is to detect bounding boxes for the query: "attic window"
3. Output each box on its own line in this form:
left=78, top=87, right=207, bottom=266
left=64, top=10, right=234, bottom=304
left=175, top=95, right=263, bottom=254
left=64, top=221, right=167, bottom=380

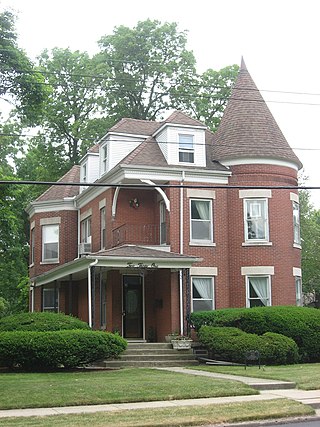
left=179, top=134, right=194, bottom=163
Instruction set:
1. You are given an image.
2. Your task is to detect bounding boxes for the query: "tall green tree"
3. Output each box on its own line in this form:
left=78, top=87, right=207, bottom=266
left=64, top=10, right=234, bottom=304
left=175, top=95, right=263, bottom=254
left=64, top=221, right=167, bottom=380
left=0, top=10, right=46, bottom=123
left=300, top=189, right=320, bottom=307
left=97, top=19, right=197, bottom=121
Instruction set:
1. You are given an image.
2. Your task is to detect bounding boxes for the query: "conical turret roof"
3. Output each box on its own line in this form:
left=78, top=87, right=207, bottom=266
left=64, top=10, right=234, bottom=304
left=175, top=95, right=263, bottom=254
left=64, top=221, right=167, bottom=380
left=212, top=59, right=302, bottom=169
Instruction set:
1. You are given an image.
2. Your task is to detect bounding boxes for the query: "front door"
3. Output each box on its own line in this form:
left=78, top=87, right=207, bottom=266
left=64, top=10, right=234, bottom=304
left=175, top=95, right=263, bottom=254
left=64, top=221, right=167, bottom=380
left=123, top=275, right=144, bottom=339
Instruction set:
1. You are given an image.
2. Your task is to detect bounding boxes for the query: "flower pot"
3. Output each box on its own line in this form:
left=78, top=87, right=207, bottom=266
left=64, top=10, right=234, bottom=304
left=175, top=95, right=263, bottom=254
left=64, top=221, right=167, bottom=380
left=171, top=339, right=193, bottom=350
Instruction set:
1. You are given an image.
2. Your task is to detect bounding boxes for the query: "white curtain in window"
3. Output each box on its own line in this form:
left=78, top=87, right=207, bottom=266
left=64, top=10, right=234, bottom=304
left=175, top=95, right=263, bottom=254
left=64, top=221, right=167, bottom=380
left=249, top=277, right=269, bottom=305
left=193, top=278, right=212, bottom=299
left=193, top=200, right=209, bottom=220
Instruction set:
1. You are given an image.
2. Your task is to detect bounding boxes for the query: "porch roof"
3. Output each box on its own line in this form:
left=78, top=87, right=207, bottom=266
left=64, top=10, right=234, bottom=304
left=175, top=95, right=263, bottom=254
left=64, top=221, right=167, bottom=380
left=32, top=245, right=201, bottom=287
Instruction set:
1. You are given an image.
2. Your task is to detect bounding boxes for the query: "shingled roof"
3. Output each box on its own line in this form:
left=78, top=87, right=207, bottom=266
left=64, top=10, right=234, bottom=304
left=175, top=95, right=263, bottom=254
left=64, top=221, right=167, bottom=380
left=35, top=165, right=80, bottom=202
left=212, top=59, right=302, bottom=169
left=108, top=117, right=161, bottom=135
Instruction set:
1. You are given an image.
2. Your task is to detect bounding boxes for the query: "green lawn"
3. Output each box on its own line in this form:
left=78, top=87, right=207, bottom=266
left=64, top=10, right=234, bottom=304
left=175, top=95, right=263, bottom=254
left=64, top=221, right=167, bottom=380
left=191, top=363, right=320, bottom=390
left=0, top=368, right=257, bottom=410
left=0, top=400, right=313, bottom=427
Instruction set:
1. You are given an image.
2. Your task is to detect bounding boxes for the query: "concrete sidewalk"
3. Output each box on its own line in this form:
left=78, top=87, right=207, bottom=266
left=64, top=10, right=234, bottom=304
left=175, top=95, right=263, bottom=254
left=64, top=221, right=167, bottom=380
left=1, top=367, right=320, bottom=421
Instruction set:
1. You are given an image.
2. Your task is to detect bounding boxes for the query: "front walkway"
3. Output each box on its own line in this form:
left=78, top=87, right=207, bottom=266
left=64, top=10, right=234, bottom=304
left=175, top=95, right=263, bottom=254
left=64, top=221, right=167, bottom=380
left=1, top=368, right=320, bottom=421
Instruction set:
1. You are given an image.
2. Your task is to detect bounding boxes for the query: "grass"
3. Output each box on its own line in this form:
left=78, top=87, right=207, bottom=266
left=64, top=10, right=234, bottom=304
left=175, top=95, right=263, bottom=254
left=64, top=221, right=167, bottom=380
left=191, top=363, right=320, bottom=390
left=0, top=368, right=257, bottom=410
left=0, top=399, right=314, bottom=426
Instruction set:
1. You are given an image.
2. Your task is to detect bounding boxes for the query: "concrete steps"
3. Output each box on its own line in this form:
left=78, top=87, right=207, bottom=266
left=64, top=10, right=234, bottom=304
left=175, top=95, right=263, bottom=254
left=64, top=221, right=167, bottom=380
left=96, top=342, right=203, bottom=368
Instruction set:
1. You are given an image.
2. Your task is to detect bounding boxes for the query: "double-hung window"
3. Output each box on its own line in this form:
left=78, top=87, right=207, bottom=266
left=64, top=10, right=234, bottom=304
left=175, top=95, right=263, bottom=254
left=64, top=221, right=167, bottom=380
left=190, top=199, right=213, bottom=243
left=246, top=275, right=271, bottom=307
left=244, top=198, right=269, bottom=242
left=192, top=277, right=214, bottom=311
left=293, top=201, right=301, bottom=245
left=102, top=145, right=108, bottom=173
left=30, top=227, right=35, bottom=265
left=179, top=134, right=194, bottom=163
left=42, top=224, right=59, bottom=262
left=100, top=207, right=106, bottom=250
left=81, top=217, right=92, bottom=244
left=295, top=276, right=302, bottom=306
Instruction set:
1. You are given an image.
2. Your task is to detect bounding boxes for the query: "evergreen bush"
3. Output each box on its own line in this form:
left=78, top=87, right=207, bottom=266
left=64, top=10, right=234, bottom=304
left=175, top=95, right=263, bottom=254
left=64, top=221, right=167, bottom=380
left=0, top=329, right=127, bottom=370
left=198, top=326, right=299, bottom=365
left=190, top=306, right=320, bottom=362
left=0, top=312, right=90, bottom=332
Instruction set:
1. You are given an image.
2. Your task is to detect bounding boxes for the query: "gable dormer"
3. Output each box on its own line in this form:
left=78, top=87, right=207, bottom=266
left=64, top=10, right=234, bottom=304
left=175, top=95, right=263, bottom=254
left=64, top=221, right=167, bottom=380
left=79, top=145, right=99, bottom=193
left=153, top=111, right=207, bottom=167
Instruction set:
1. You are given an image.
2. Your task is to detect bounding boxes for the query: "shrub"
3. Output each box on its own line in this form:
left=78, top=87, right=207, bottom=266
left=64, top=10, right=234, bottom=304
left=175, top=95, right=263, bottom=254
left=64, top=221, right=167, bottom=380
left=198, top=326, right=299, bottom=365
left=190, top=306, right=320, bottom=362
left=0, top=312, right=90, bottom=332
left=0, top=330, right=127, bottom=370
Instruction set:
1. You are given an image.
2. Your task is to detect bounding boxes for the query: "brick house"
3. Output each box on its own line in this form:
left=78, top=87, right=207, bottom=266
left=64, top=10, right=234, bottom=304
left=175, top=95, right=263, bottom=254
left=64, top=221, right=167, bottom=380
left=27, top=60, right=303, bottom=341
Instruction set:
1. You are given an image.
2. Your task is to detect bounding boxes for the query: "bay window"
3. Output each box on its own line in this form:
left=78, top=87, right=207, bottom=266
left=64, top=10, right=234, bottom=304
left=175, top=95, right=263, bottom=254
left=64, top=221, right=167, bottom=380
left=244, top=198, right=269, bottom=242
left=42, top=224, right=59, bottom=262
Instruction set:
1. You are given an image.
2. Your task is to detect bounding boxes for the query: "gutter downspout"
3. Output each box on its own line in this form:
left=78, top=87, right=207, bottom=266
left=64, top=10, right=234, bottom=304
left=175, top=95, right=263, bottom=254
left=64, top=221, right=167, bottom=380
left=179, top=171, right=185, bottom=336
left=88, top=259, right=98, bottom=328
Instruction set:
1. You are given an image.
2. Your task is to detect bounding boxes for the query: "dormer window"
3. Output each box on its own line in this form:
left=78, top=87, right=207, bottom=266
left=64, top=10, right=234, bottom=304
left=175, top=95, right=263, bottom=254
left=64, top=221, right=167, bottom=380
left=82, top=163, right=87, bottom=183
left=179, top=134, right=194, bottom=163
left=102, top=145, right=108, bottom=173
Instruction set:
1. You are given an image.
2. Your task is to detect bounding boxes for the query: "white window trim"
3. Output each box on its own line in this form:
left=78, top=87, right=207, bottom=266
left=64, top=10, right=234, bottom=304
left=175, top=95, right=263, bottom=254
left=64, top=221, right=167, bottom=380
left=178, top=133, right=194, bottom=164
left=295, top=276, right=303, bottom=306
left=246, top=275, right=272, bottom=308
left=189, top=198, right=213, bottom=245
left=292, top=200, right=301, bottom=247
left=81, top=216, right=92, bottom=244
left=100, top=207, right=106, bottom=250
left=191, top=276, right=215, bottom=312
left=41, top=224, right=59, bottom=263
left=243, top=198, right=270, bottom=244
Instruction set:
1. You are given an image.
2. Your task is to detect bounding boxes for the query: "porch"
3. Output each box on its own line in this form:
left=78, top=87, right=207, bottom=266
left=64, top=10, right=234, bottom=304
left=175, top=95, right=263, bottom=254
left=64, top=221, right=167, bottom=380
left=112, top=223, right=167, bottom=247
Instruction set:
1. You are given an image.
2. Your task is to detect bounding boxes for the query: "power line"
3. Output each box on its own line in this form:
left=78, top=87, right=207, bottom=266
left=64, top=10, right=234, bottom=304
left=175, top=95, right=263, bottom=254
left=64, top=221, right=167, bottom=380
left=0, top=133, right=319, bottom=152
left=0, top=179, right=319, bottom=191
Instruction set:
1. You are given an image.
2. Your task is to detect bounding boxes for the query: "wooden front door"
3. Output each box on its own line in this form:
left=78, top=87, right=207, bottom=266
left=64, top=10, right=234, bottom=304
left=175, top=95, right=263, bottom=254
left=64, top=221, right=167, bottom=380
left=123, top=275, right=144, bottom=339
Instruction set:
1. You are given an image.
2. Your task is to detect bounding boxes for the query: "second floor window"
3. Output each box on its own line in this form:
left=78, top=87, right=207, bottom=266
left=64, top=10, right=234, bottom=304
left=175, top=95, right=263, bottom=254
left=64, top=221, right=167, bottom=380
left=293, top=201, right=301, bottom=245
left=42, top=224, right=59, bottom=262
left=179, top=134, right=194, bottom=163
left=190, top=199, right=213, bottom=243
left=100, top=208, right=106, bottom=249
left=30, top=227, right=35, bottom=264
left=81, top=217, right=92, bottom=243
left=244, top=199, right=269, bottom=242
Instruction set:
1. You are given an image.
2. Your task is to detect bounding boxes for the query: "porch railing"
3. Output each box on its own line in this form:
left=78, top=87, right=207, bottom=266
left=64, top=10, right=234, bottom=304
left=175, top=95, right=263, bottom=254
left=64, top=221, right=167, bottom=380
left=112, top=223, right=166, bottom=247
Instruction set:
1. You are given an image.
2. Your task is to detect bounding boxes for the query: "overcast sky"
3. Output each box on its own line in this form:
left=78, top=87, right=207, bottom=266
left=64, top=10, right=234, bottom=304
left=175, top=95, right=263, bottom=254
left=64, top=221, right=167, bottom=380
left=1, top=0, right=320, bottom=207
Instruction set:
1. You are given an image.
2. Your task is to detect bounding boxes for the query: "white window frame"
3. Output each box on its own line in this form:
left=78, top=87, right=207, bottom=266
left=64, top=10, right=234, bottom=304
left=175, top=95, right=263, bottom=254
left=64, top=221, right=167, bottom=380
left=43, top=287, right=59, bottom=312
left=81, top=217, right=92, bottom=244
left=295, top=276, right=303, bottom=306
left=244, top=198, right=269, bottom=243
left=100, top=207, right=106, bottom=250
left=82, top=163, right=87, bottom=183
left=246, top=275, right=271, bottom=307
left=42, top=224, right=59, bottom=262
left=179, top=134, right=194, bottom=164
left=293, top=201, right=301, bottom=245
left=30, top=227, right=35, bottom=265
left=191, top=276, right=214, bottom=312
left=190, top=199, right=213, bottom=244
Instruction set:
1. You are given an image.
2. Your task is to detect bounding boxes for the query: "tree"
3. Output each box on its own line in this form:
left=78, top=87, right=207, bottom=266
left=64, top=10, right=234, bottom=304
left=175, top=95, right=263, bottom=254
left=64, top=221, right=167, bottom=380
left=97, top=19, right=197, bottom=121
left=176, top=65, right=239, bottom=131
left=300, top=189, right=320, bottom=307
left=0, top=10, right=46, bottom=122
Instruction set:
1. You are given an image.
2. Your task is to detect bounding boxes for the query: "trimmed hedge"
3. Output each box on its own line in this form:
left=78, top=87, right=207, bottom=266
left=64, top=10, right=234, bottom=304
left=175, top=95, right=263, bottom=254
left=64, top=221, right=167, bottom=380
left=190, top=306, right=320, bottom=362
left=198, top=326, right=299, bottom=365
left=0, top=330, right=127, bottom=370
left=0, top=312, right=90, bottom=332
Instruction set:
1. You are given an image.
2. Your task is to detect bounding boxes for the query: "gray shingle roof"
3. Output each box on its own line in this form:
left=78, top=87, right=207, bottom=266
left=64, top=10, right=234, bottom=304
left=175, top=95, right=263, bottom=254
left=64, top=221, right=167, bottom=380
left=92, top=245, right=198, bottom=260
left=211, top=59, right=302, bottom=169
left=35, top=165, right=80, bottom=202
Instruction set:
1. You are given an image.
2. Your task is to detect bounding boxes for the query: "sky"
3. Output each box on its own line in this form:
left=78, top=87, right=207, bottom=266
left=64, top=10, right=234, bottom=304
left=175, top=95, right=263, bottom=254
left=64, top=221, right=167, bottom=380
left=1, top=0, right=320, bottom=207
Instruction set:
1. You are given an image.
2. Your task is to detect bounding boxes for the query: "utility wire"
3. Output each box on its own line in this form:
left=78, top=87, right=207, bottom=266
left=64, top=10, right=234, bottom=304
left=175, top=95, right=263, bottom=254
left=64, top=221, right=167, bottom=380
left=0, top=133, right=319, bottom=152
left=0, top=180, right=319, bottom=191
